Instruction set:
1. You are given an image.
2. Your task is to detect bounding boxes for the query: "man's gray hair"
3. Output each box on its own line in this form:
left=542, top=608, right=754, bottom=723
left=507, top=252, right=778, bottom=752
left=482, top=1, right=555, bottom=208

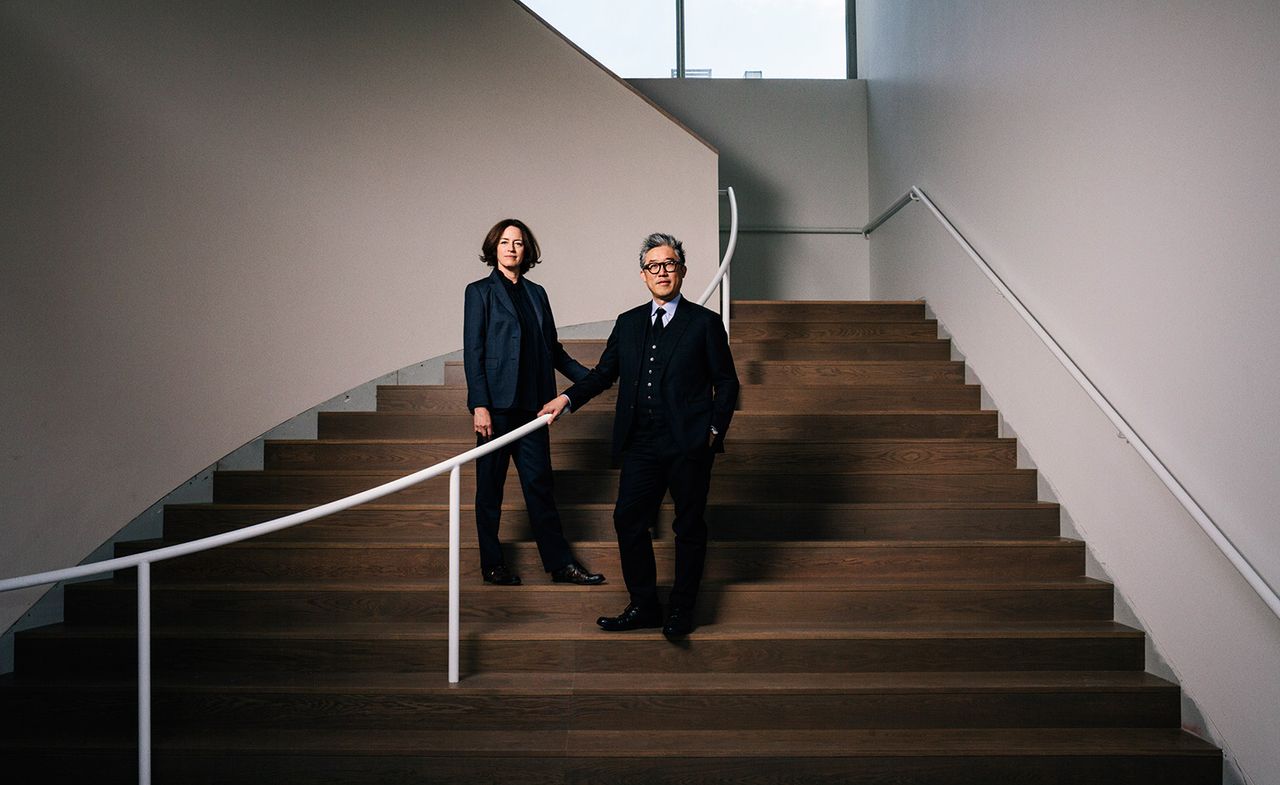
left=638, top=232, right=686, bottom=267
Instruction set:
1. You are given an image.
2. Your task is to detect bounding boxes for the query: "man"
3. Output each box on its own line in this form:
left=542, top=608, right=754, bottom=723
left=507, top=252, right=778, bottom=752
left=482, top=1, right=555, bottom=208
left=539, top=232, right=739, bottom=637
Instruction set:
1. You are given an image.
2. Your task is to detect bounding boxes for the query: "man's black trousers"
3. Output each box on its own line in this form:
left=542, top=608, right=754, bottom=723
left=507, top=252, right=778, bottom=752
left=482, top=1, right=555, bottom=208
left=612, top=416, right=715, bottom=611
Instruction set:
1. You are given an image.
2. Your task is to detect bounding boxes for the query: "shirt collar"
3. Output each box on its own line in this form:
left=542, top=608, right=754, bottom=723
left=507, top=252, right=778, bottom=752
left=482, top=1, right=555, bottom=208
left=651, top=293, right=682, bottom=322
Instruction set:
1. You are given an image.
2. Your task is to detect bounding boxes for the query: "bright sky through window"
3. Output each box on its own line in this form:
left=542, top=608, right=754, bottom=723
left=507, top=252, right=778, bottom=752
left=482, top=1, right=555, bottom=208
left=523, top=0, right=845, bottom=79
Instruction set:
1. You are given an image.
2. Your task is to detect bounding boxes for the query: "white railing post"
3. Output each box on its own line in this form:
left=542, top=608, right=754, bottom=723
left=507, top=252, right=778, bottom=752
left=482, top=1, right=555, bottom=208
left=447, top=464, right=461, bottom=684
left=137, top=560, right=152, bottom=785
left=721, top=266, right=731, bottom=338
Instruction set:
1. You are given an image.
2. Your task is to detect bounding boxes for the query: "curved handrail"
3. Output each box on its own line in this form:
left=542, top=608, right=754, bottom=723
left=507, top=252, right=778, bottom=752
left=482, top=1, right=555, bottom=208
left=0, top=412, right=548, bottom=785
left=0, top=416, right=549, bottom=594
left=0, top=185, right=744, bottom=784
left=862, top=185, right=1280, bottom=620
left=698, top=186, right=738, bottom=336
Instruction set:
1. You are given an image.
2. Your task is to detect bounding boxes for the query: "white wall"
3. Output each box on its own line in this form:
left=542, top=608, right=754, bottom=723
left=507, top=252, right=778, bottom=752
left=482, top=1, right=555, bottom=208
left=0, top=0, right=717, bottom=636
left=858, top=2, right=1280, bottom=782
left=631, top=79, right=869, bottom=300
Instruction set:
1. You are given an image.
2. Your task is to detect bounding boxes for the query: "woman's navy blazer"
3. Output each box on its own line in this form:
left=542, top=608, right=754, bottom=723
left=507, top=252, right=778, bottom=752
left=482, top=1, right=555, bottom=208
left=463, top=269, right=589, bottom=413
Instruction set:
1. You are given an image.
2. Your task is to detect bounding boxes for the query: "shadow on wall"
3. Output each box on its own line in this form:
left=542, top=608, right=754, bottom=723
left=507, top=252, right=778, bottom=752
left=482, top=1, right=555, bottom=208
left=724, top=232, right=869, bottom=301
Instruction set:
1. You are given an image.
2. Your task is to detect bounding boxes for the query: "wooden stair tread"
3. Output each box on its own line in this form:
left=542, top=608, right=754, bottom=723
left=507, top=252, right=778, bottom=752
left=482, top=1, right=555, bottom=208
left=21, top=619, right=1146, bottom=641
left=5, top=727, right=1216, bottom=757
left=7, top=670, right=1177, bottom=695
left=167, top=500, right=1059, bottom=511
left=124, top=537, right=1082, bottom=551
left=560, top=338, right=952, bottom=345
left=326, top=410, right=995, bottom=418
left=265, top=436, right=1018, bottom=445
left=215, top=467, right=1033, bottom=476
left=95, top=576, right=1111, bottom=591
left=734, top=299, right=925, bottom=304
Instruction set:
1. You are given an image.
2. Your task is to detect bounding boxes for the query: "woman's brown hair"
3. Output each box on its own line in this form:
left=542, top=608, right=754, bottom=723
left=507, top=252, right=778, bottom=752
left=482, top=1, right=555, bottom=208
left=479, top=218, right=542, bottom=275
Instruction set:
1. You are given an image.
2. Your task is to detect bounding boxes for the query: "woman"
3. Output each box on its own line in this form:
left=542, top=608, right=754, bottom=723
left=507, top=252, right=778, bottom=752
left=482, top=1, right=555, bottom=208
left=462, top=218, right=605, bottom=586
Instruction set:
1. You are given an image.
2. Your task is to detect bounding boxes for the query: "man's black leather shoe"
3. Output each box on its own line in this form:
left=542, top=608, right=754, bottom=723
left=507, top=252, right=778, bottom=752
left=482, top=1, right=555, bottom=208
left=482, top=565, right=521, bottom=585
left=597, top=602, right=663, bottom=631
left=663, top=606, right=695, bottom=638
left=551, top=561, right=606, bottom=585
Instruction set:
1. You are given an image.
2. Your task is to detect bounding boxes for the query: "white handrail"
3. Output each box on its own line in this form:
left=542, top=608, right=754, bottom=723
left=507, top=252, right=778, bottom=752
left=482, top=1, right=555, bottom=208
left=0, top=185, right=744, bottom=784
left=0, top=415, right=548, bottom=593
left=863, top=185, right=1280, bottom=621
left=0, top=413, right=548, bottom=785
left=700, top=186, right=738, bottom=337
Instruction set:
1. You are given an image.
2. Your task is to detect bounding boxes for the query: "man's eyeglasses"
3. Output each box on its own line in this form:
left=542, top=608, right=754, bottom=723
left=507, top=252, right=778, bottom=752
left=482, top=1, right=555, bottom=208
left=642, top=261, right=682, bottom=274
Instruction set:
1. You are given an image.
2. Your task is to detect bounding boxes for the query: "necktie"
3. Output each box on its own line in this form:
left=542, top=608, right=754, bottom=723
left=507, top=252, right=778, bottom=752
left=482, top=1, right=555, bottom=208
left=653, top=307, right=666, bottom=335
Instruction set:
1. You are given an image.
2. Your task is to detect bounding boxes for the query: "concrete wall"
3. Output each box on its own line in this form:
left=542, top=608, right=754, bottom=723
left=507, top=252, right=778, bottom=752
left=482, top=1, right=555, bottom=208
left=0, top=0, right=717, bottom=638
left=858, top=2, right=1280, bottom=782
left=631, top=79, right=869, bottom=300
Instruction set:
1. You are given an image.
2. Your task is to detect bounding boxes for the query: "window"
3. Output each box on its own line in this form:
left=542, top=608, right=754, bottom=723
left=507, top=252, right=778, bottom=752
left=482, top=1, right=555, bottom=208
left=685, top=0, right=845, bottom=79
left=523, top=0, right=848, bottom=79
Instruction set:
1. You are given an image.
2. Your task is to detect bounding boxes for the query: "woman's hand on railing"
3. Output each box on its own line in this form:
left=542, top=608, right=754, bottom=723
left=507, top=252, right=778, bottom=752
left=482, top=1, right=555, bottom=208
left=537, top=395, right=571, bottom=423
left=473, top=406, right=493, bottom=439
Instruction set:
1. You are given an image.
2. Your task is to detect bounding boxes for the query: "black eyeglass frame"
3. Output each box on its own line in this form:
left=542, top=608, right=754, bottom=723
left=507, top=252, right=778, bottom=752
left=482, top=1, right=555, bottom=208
left=641, top=261, right=684, bottom=274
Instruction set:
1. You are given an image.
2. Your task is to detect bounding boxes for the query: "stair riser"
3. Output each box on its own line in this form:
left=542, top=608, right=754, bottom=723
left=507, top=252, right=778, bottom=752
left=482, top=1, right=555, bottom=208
left=266, top=439, right=1015, bottom=472
left=5, top=689, right=1178, bottom=733
left=728, top=321, right=940, bottom=341
left=738, top=361, right=967, bottom=386
left=569, top=756, right=1224, bottom=785
left=318, top=412, right=998, bottom=440
left=379, top=384, right=981, bottom=413
left=555, top=340, right=954, bottom=362
left=212, top=471, right=1037, bottom=505
left=733, top=302, right=926, bottom=321
left=66, top=585, right=1113, bottom=626
left=4, top=751, right=1224, bottom=785
left=163, top=505, right=1062, bottom=543
left=445, top=360, right=968, bottom=387
left=119, top=543, right=1085, bottom=583
left=15, top=634, right=1145, bottom=677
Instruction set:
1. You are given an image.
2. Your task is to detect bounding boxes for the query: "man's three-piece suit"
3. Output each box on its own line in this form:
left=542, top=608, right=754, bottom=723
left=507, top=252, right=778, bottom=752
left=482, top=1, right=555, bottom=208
left=564, top=294, right=739, bottom=611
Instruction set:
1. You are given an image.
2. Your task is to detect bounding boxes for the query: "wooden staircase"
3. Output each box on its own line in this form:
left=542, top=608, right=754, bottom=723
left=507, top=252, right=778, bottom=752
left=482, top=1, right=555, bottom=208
left=0, top=300, right=1222, bottom=783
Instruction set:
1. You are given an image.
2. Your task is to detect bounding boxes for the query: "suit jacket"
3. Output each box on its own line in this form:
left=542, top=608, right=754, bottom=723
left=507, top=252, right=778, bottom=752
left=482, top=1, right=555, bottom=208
left=564, top=298, right=739, bottom=461
left=463, top=269, right=589, bottom=412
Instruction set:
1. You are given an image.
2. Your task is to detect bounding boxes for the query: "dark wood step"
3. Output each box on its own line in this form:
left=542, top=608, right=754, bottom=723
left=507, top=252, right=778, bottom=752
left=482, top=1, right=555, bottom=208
left=266, top=437, right=1017, bottom=472
left=2, top=671, right=1180, bottom=734
left=318, top=411, right=999, bottom=440
left=1, top=292, right=1223, bottom=785
left=162, top=501, right=1062, bottom=543
left=212, top=468, right=1038, bottom=505
left=66, top=578, right=1113, bottom=626
left=445, top=358, right=967, bottom=387
left=737, top=359, right=967, bottom=386
left=381, top=383, right=982, bottom=413
left=1, top=728, right=1221, bottom=785
left=732, top=300, right=928, bottom=322
left=116, top=539, right=1085, bottom=583
left=556, top=338, right=953, bottom=362
left=728, top=320, right=940, bottom=341
left=15, top=620, right=1147, bottom=677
